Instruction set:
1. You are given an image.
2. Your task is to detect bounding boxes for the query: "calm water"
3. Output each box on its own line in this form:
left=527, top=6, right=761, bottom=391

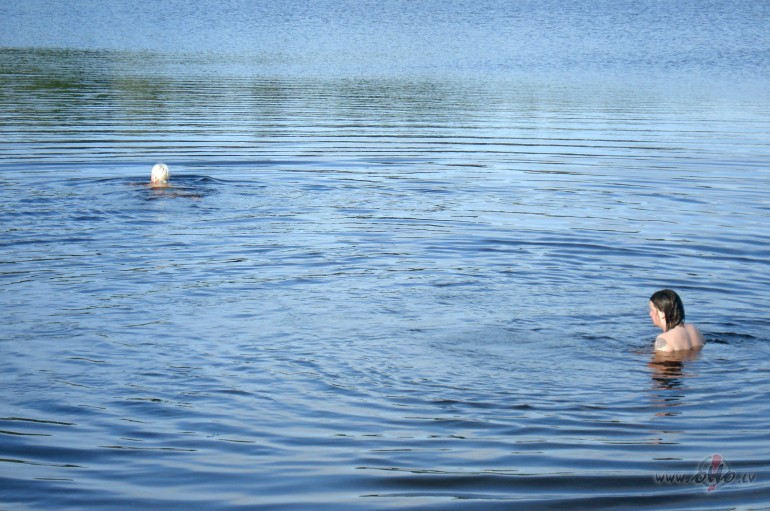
left=2, top=1, right=770, bottom=509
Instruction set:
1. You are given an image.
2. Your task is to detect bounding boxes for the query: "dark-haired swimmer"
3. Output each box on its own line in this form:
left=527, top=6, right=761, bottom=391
left=649, top=289, right=704, bottom=352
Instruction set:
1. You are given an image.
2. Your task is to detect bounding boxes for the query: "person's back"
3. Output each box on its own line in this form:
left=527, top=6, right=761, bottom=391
left=654, top=323, right=704, bottom=352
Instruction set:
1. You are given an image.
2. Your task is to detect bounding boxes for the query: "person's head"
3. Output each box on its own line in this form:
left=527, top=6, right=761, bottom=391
left=649, top=289, right=685, bottom=332
left=151, top=163, right=170, bottom=186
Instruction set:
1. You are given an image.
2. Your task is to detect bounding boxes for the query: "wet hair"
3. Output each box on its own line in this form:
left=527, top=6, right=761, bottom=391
left=650, top=289, right=685, bottom=331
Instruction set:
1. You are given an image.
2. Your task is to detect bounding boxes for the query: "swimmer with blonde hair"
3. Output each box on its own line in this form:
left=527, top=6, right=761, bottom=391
left=150, top=163, right=170, bottom=187
left=649, top=289, right=704, bottom=352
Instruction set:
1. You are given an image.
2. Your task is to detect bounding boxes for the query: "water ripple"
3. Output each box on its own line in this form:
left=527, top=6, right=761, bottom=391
left=2, top=7, right=770, bottom=508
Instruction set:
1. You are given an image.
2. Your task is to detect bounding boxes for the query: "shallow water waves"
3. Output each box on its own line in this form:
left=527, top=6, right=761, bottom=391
left=2, top=3, right=770, bottom=509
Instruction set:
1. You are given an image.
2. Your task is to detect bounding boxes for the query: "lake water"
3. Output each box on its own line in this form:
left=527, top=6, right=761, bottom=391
left=2, top=1, right=770, bottom=509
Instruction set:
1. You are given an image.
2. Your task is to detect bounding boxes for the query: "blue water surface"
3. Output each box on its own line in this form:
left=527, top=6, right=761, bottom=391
left=1, top=1, right=770, bottom=509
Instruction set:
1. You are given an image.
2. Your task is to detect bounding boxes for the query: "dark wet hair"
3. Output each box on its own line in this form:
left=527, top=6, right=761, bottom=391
left=650, top=289, right=685, bottom=331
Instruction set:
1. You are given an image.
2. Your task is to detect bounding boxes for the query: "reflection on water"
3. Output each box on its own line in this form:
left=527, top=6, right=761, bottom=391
left=649, top=349, right=702, bottom=392
left=2, top=0, right=770, bottom=509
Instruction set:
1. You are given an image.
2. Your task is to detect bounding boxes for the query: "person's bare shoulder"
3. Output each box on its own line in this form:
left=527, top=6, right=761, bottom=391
left=654, top=335, right=671, bottom=352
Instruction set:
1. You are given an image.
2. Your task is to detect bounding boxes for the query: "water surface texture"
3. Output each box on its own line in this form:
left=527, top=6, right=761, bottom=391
left=2, top=1, right=770, bottom=509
